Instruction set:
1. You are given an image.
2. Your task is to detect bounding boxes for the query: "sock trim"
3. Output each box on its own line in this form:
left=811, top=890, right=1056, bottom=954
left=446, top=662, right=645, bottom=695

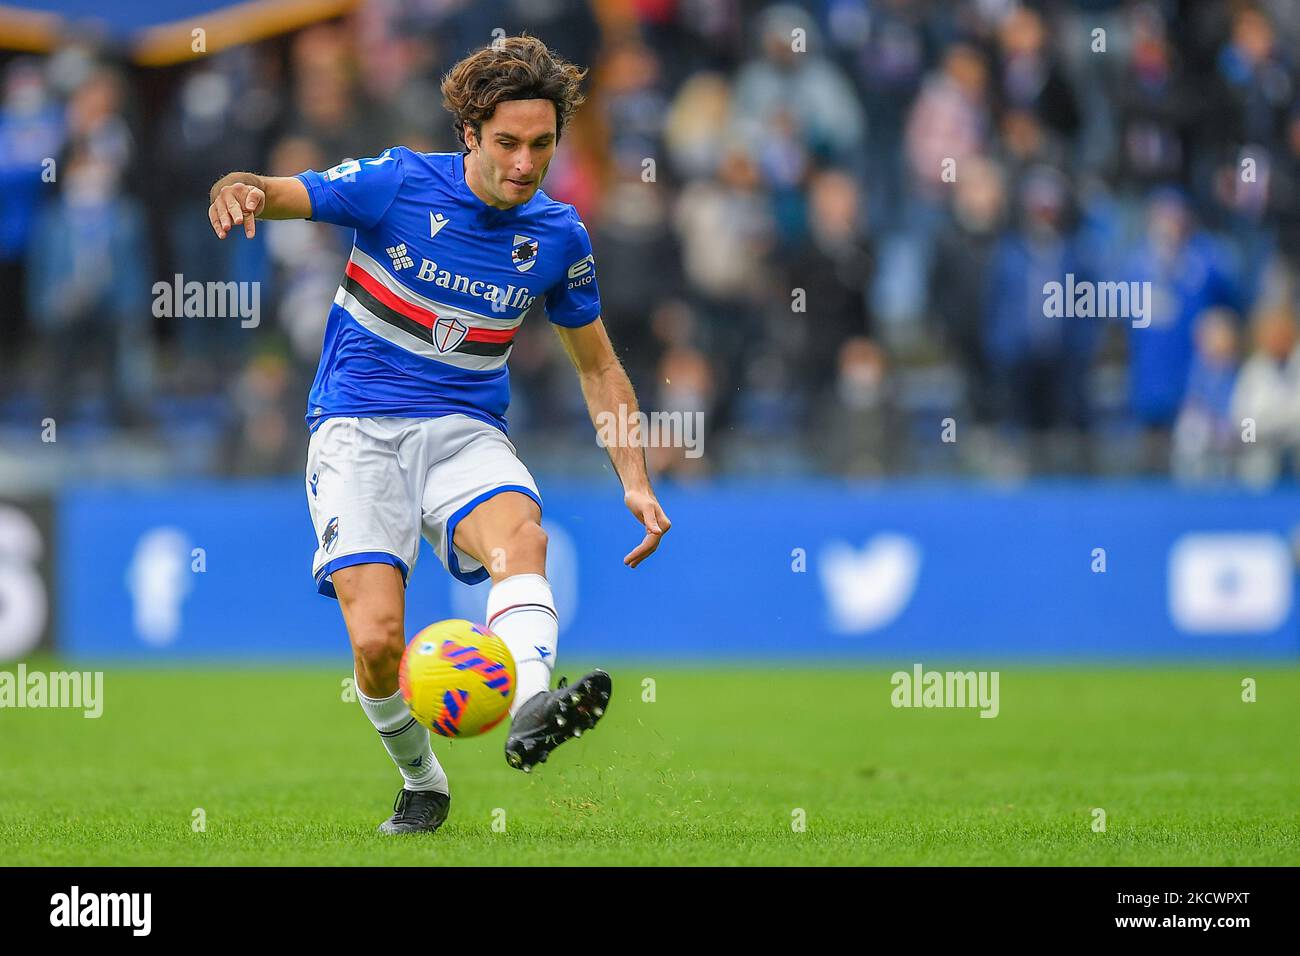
left=377, top=716, right=418, bottom=738
left=488, top=602, right=558, bottom=627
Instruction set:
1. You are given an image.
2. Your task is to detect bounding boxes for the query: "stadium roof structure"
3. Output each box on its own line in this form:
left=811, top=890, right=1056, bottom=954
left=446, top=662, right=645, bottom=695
left=0, top=0, right=359, bottom=66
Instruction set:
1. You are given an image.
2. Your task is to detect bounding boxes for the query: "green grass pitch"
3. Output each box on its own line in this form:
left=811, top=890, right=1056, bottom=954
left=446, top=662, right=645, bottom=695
left=1, top=665, right=1296, bottom=865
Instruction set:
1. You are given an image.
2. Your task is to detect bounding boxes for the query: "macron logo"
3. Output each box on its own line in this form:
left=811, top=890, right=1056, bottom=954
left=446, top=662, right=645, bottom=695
left=430, top=212, right=450, bottom=238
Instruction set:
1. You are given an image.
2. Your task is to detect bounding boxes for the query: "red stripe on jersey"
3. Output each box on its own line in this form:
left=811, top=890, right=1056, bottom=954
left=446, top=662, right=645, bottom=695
left=464, top=326, right=519, bottom=344
left=344, top=260, right=439, bottom=329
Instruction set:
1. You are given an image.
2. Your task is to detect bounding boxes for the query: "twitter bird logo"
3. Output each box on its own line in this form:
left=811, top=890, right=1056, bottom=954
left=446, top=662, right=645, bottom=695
left=818, top=533, right=922, bottom=633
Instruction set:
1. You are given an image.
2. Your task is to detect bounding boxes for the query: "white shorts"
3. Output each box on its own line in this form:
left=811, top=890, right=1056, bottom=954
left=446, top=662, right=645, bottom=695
left=305, top=414, right=541, bottom=597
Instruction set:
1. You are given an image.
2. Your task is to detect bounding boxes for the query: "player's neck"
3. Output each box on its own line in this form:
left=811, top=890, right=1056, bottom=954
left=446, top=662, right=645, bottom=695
left=463, top=150, right=517, bottom=211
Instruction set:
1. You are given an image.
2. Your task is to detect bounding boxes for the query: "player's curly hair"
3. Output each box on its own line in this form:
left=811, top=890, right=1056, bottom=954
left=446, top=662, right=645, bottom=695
left=441, top=34, right=588, bottom=150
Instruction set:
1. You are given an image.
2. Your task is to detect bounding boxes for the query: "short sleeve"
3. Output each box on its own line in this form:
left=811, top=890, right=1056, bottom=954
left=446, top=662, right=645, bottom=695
left=544, top=208, right=602, bottom=328
left=295, top=147, right=406, bottom=230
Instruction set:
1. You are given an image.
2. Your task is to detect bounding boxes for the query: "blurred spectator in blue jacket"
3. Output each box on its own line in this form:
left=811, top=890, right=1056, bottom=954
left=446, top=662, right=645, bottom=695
left=985, top=166, right=1097, bottom=468
left=26, top=147, right=153, bottom=427
left=1172, top=307, right=1240, bottom=481
left=1125, top=188, right=1240, bottom=470
left=0, top=59, right=64, bottom=390
left=1217, top=6, right=1292, bottom=153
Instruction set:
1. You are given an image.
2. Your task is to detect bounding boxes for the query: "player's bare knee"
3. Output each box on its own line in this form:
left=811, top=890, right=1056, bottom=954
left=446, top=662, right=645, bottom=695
left=351, top=611, right=403, bottom=661
left=350, top=613, right=404, bottom=691
left=509, top=520, right=547, bottom=569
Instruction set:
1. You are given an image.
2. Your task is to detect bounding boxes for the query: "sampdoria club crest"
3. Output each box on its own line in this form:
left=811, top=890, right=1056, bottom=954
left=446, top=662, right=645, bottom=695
left=511, top=235, right=538, bottom=273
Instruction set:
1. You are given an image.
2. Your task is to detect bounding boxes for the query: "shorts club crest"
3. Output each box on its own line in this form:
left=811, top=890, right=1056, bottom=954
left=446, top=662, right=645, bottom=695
left=322, top=516, right=340, bottom=554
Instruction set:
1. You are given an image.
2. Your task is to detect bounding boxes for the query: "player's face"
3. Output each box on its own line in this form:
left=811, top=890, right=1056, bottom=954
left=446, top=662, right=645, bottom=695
left=467, top=99, right=558, bottom=208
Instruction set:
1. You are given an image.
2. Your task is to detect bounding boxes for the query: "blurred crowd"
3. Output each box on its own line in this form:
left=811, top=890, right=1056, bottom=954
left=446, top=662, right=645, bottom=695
left=4, top=0, right=1300, bottom=485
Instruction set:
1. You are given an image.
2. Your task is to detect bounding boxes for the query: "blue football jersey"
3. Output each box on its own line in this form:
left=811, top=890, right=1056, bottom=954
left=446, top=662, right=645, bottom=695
left=294, top=148, right=602, bottom=432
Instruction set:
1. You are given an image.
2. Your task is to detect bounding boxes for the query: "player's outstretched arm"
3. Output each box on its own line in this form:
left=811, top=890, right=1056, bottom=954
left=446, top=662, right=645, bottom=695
left=554, top=318, right=671, bottom=568
left=207, top=172, right=311, bottom=239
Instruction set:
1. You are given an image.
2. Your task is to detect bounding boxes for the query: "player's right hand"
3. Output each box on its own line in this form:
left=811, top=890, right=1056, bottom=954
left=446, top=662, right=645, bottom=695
left=209, top=183, right=266, bottom=240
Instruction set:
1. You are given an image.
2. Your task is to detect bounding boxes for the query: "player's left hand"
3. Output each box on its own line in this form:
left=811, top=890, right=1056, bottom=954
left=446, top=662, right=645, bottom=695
left=623, top=488, right=670, bottom=568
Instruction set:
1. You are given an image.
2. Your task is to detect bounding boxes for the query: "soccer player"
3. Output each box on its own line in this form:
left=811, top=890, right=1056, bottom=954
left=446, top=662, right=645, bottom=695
left=207, top=36, right=670, bottom=833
